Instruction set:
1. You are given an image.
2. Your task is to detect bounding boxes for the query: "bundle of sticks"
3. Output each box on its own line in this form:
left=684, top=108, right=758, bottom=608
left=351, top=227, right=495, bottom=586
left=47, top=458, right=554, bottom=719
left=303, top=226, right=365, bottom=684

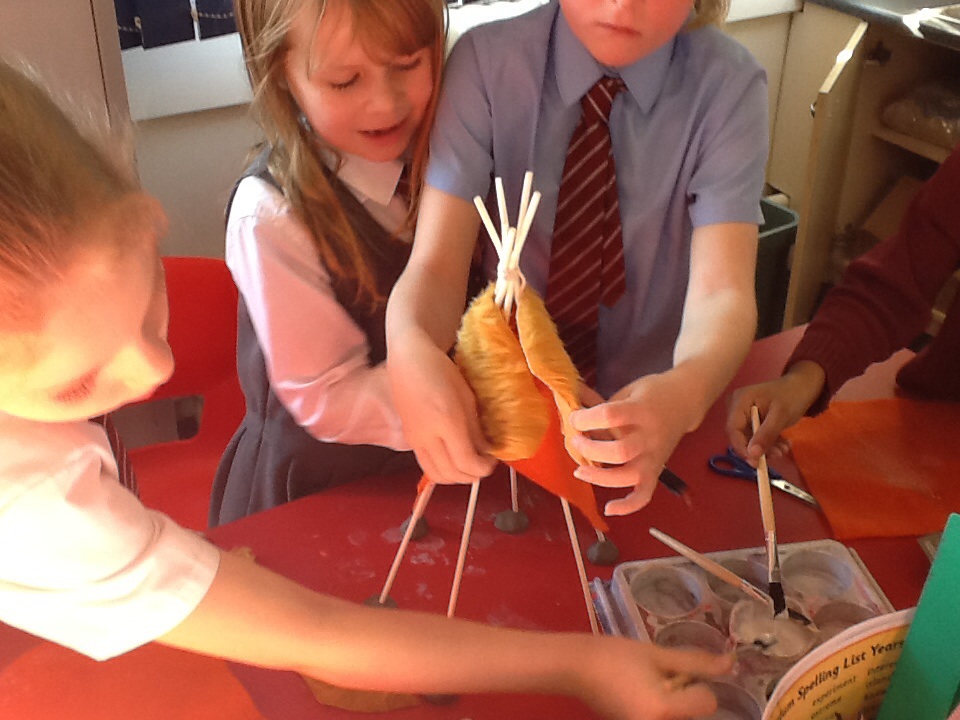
left=375, top=173, right=609, bottom=633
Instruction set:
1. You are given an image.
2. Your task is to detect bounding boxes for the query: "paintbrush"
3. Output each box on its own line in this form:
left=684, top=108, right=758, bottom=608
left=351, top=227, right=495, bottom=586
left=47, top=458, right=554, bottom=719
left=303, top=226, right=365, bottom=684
left=659, top=467, right=693, bottom=508
left=649, top=527, right=774, bottom=609
left=751, top=406, right=787, bottom=617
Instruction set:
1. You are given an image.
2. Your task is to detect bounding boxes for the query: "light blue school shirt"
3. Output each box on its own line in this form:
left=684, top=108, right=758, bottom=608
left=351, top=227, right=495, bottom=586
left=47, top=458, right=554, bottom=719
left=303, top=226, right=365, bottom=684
left=427, top=0, right=769, bottom=397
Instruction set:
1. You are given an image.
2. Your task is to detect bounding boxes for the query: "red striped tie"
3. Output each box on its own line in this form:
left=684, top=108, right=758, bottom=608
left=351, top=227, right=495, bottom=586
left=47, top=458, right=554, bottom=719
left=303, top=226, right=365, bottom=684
left=92, top=414, right=139, bottom=496
left=545, top=76, right=626, bottom=387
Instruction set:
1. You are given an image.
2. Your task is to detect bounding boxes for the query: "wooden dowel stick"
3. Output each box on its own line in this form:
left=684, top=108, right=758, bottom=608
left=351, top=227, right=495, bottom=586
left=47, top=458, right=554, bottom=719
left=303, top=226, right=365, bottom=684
left=379, top=482, right=435, bottom=604
left=447, top=481, right=482, bottom=618
left=649, top=527, right=773, bottom=608
left=517, top=171, right=533, bottom=231
left=494, top=176, right=510, bottom=239
left=512, top=191, right=541, bottom=264
left=509, top=467, right=519, bottom=514
left=473, top=196, right=502, bottom=256
left=751, top=405, right=779, bottom=577
left=494, top=227, right=517, bottom=311
left=751, top=406, right=777, bottom=537
left=561, top=498, right=600, bottom=635
left=751, top=406, right=786, bottom=616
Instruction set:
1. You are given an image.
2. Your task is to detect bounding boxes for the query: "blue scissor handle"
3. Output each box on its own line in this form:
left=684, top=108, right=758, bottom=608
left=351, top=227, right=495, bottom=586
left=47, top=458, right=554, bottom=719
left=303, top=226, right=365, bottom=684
left=708, top=446, right=783, bottom=480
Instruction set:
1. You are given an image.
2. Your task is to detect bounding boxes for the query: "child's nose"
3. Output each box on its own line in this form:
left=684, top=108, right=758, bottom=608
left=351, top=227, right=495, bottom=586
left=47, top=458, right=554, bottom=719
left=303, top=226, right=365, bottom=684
left=119, top=336, right=175, bottom=396
left=371, top=73, right=409, bottom=115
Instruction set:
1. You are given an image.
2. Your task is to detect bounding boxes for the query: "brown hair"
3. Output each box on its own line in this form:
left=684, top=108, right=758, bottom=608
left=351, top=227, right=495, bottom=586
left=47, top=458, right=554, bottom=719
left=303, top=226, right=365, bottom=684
left=689, top=0, right=730, bottom=29
left=0, top=60, right=137, bottom=332
left=234, top=0, right=446, bottom=307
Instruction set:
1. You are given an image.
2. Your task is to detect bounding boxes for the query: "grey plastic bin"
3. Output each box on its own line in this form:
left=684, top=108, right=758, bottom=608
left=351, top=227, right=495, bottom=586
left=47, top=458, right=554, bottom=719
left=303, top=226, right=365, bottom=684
left=756, top=199, right=799, bottom=338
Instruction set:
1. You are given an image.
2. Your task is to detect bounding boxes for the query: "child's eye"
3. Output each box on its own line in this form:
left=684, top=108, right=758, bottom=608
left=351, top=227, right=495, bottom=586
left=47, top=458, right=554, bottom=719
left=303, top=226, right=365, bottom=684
left=330, top=74, right=359, bottom=91
left=394, top=55, right=423, bottom=73
left=54, top=372, right=97, bottom=404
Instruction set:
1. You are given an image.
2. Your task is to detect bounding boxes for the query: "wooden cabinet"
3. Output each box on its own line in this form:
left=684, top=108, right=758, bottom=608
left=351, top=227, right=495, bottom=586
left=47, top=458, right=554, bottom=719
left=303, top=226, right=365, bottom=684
left=767, top=3, right=960, bottom=328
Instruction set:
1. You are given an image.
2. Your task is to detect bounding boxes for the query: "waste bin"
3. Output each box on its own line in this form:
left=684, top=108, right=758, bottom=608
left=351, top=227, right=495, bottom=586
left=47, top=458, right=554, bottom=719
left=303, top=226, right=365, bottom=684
left=755, top=198, right=799, bottom=338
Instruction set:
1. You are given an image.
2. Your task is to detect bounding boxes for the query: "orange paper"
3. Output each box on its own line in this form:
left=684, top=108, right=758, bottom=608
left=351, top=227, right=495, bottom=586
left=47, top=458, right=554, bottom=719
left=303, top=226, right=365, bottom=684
left=0, top=641, right=264, bottom=720
left=784, top=397, right=960, bottom=539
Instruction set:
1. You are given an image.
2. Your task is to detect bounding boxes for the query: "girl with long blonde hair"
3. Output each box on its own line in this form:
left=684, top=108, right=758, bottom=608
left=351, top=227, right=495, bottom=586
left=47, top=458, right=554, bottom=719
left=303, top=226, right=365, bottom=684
left=211, top=0, right=446, bottom=525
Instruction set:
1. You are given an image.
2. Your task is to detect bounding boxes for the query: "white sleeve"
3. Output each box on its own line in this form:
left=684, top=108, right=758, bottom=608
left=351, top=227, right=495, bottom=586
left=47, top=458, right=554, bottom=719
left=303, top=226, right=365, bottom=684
left=0, top=417, right=220, bottom=661
left=226, top=177, right=409, bottom=450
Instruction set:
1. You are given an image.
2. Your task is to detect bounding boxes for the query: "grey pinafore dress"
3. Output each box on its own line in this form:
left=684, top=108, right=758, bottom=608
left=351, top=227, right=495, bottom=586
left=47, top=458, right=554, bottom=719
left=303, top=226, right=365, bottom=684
left=209, top=152, right=419, bottom=526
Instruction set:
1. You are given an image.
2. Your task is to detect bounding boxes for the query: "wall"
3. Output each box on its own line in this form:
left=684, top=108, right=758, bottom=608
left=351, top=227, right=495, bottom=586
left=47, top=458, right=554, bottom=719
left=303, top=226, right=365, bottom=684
left=135, top=105, right=261, bottom=258
left=126, top=1, right=800, bottom=259
left=0, top=0, right=129, bottom=131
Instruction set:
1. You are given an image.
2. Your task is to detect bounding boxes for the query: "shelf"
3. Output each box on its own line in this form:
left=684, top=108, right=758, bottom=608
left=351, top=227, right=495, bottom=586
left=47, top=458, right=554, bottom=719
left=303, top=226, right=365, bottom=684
left=872, top=125, right=952, bottom=164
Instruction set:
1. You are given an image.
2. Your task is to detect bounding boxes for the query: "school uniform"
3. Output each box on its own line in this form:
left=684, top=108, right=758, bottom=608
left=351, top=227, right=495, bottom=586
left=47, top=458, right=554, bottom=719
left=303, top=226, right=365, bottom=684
left=788, top=144, right=960, bottom=409
left=428, top=0, right=769, bottom=398
left=0, top=413, right=218, bottom=660
left=209, top=151, right=418, bottom=527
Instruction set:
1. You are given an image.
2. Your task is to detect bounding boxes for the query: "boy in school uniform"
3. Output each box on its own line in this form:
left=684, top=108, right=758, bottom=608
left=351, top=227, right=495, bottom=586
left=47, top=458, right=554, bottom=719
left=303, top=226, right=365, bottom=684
left=387, top=0, right=769, bottom=515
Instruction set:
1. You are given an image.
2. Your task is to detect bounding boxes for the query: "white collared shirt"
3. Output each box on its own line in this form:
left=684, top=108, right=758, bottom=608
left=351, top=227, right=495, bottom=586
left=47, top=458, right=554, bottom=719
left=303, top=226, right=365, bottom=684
left=0, top=414, right=220, bottom=660
left=225, top=153, right=411, bottom=450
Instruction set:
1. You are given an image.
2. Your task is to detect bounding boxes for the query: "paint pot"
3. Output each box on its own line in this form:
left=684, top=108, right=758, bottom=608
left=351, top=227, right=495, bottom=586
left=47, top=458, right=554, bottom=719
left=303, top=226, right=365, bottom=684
left=654, top=620, right=730, bottom=654
left=781, top=549, right=853, bottom=602
left=813, top=601, right=878, bottom=641
left=706, top=558, right=770, bottom=631
left=629, top=565, right=706, bottom=621
left=707, top=558, right=769, bottom=605
left=700, top=680, right=763, bottom=720
left=729, top=598, right=819, bottom=678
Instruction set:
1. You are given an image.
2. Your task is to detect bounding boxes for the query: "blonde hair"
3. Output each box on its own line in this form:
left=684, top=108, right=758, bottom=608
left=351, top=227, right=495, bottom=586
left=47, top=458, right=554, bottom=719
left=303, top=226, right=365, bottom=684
left=235, top=0, right=446, bottom=307
left=0, top=60, right=137, bottom=332
left=689, top=0, right=730, bottom=29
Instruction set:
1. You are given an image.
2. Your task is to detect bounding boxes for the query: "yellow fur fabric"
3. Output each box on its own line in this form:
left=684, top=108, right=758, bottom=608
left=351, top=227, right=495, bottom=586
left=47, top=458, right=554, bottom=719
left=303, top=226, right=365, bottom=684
left=455, top=285, right=550, bottom=460
left=514, top=288, right=587, bottom=466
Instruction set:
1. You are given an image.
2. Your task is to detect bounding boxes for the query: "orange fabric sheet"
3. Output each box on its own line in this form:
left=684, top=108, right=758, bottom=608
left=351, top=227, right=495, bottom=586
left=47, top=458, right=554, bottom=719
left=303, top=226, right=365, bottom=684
left=784, top=398, right=960, bottom=539
left=0, top=642, right=264, bottom=720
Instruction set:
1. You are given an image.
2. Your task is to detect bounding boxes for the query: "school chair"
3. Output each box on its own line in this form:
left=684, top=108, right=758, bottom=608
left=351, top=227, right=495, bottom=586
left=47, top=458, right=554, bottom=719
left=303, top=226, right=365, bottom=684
left=128, top=256, right=245, bottom=531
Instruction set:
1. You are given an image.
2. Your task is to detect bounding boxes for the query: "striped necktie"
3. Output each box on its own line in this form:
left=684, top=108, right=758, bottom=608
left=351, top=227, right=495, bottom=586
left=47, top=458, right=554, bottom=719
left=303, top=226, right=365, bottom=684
left=545, top=76, right=627, bottom=388
left=92, top=414, right=139, bottom=496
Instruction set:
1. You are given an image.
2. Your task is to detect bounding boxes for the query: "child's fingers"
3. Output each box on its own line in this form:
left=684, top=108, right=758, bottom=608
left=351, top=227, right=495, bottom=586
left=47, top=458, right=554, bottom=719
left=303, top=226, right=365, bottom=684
left=435, top=442, right=493, bottom=484
left=745, top=406, right=790, bottom=464
left=654, top=647, right=735, bottom=678
left=725, top=395, right=756, bottom=457
left=659, top=683, right=721, bottom=720
left=568, top=403, right=619, bottom=433
left=578, top=383, right=606, bottom=409
left=572, top=431, right=641, bottom=466
left=574, top=461, right=642, bottom=489
left=601, top=476, right=659, bottom=516
left=416, top=433, right=492, bottom=486
left=603, top=488, right=656, bottom=516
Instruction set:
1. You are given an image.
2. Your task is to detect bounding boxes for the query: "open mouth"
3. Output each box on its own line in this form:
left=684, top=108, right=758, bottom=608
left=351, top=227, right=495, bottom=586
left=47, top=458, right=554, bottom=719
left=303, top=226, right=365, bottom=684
left=362, top=121, right=404, bottom=139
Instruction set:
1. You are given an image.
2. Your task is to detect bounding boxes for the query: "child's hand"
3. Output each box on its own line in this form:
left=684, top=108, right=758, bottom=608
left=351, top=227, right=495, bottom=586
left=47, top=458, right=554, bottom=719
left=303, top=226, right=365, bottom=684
left=389, top=339, right=496, bottom=485
left=568, top=373, right=691, bottom=516
left=576, top=637, right=734, bottom=720
left=726, top=360, right=827, bottom=465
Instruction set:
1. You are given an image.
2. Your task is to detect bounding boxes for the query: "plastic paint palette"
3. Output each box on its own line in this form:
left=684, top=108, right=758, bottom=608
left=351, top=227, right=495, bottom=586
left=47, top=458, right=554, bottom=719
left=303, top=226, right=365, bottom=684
left=599, top=539, right=893, bottom=719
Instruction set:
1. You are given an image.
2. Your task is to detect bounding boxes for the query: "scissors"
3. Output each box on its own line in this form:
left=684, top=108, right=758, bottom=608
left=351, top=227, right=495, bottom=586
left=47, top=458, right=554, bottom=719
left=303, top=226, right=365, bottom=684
left=708, top=446, right=818, bottom=507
